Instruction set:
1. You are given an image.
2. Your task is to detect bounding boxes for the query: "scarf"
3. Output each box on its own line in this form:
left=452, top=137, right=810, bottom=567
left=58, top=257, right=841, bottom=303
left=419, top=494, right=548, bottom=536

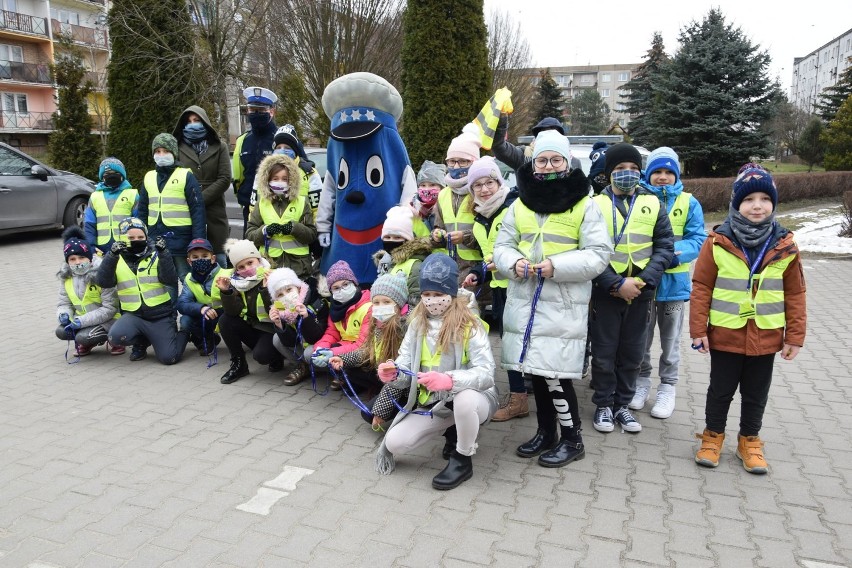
left=444, top=172, right=469, bottom=191
left=727, top=205, right=776, bottom=250
left=330, top=291, right=360, bottom=323
left=516, top=163, right=590, bottom=214
left=473, top=186, right=509, bottom=219
left=281, top=282, right=310, bottom=325
left=191, top=139, right=209, bottom=156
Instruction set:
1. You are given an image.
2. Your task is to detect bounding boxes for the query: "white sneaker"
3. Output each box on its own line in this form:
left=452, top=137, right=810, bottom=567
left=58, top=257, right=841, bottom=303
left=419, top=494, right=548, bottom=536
left=629, top=385, right=650, bottom=410
left=593, top=406, right=615, bottom=433
left=651, top=384, right=676, bottom=419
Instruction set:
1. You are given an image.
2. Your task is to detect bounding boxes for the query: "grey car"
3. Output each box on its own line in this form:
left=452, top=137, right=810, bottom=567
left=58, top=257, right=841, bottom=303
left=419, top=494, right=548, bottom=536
left=0, top=142, right=95, bottom=236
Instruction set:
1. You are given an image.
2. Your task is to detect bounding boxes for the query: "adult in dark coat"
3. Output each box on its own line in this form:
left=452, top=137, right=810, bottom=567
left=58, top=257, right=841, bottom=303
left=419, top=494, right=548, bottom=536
left=173, top=105, right=232, bottom=267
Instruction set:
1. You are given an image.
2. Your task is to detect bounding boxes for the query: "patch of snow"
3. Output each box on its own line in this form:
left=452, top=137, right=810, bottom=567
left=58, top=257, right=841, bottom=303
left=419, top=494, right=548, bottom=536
left=794, top=214, right=852, bottom=254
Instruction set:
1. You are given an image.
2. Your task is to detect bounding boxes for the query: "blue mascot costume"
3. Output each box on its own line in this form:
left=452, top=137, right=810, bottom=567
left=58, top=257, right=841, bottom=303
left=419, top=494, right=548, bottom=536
left=316, top=72, right=417, bottom=284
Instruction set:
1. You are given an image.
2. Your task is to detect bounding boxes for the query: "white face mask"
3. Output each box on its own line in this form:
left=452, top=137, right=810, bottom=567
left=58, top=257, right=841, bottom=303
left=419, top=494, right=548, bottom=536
left=269, top=181, right=289, bottom=195
left=421, top=295, right=452, bottom=317
left=278, top=290, right=300, bottom=309
left=372, top=304, right=396, bottom=322
left=332, top=282, right=357, bottom=303
left=154, top=154, right=175, bottom=167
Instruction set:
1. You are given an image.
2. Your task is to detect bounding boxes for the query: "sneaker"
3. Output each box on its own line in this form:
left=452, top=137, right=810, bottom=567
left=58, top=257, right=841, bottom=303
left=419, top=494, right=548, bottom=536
left=129, top=345, right=147, bottom=361
left=614, top=406, right=642, bottom=433
left=651, top=384, right=676, bottom=419
left=737, top=435, right=768, bottom=474
left=695, top=429, right=725, bottom=467
left=75, top=344, right=93, bottom=357
left=629, top=385, right=650, bottom=410
left=491, top=393, right=529, bottom=422
left=108, top=341, right=126, bottom=356
left=593, top=406, right=615, bottom=433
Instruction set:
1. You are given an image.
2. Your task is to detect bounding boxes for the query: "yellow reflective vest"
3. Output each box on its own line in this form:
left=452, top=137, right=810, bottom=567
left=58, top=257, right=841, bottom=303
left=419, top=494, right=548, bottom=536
left=144, top=168, right=191, bottom=227
left=258, top=197, right=309, bottom=257
left=64, top=279, right=107, bottom=317
left=239, top=288, right=271, bottom=324
left=594, top=192, right=660, bottom=274
left=472, top=206, right=513, bottom=289
left=665, top=192, right=692, bottom=274
left=114, top=255, right=171, bottom=311
left=514, top=197, right=586, bottom=261
left=334, top=301, right=372, bottom=342
left=183, top=267, right=227, bottom=310
left=417, top=329, right=471, bottom=405
left=437, top=188, right=482, bottom=261
left=89, top=189, right=138, bottom=246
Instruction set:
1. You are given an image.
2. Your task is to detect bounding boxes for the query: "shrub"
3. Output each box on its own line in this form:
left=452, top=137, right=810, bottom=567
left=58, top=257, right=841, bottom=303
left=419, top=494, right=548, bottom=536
left=840, top=191, right=852, bottom=238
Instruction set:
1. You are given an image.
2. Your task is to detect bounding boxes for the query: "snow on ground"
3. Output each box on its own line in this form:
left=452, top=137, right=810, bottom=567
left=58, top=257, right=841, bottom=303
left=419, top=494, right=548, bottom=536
left=792, top=214, right=852, bottom=254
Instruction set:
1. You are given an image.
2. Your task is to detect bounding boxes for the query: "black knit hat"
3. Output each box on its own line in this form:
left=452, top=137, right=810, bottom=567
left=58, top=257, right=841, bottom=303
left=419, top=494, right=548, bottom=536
left=604, top=143, right=643, bottom=178
left=62, top=226, right=92, bottom=261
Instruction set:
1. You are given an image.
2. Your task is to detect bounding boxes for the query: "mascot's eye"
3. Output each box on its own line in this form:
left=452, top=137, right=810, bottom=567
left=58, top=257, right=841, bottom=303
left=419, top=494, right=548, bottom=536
left=337, top=158, right=349, bottom=190
left=366, top=155, right=384, bottom=188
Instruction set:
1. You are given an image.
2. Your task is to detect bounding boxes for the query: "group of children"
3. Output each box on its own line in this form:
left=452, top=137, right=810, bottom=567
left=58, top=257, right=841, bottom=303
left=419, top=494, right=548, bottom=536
left=56, top=126, right=806, bottom=487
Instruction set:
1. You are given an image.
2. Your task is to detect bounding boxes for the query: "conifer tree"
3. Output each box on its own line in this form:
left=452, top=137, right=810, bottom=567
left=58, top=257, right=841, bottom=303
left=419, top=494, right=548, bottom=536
left=815, top=57, right=852, bottom=123
left=797, top=117, right=825, bottom=170
left=534, top=69, right=564, bottom=126
left=401, top=0, right=491, bottom=166
left=622, top=32, right=669, bottom=147
left=566, top=89, right=610, bottom=135
left=822, top=95, right=852, bottom=171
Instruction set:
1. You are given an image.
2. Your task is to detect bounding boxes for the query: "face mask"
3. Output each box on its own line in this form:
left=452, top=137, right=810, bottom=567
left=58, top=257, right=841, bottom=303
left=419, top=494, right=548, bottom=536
left=190, top=258, right=214, bottom=280
left=382, top=240, right=403, bottom=253
left=129, top=239, right=147, bottom=254
left=447, top=167, right=469, bottom=180
left=332, top=282, right=357, bottom=303
left=274, top=148, right=297, bottom=159
left=248, top=112, right=271, bottom=130
left=154, top=154, right=175, bottom=168
left=103, top=173, right=123, bottom=189
left=533, top=169, right=570, bottom=182
left=69, top=261, right=91, bottom=275
left=417, top=189, right=439, bottom=205
left=611, top=169, right=641, bottom=192
left=422, top=295, right=452, bottom=317
left=183, top=122, right=207, bottom=141
left=269, top=181, right=289, bottom=195
left=279, top=290, right=300, bottom=309
left=372, top=304, right=396, bottom=322
left=236, top=265, right=257, bottom=278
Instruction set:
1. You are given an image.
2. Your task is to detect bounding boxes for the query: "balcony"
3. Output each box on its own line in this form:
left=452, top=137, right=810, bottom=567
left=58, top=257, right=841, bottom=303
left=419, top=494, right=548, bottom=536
left=0, top=110, right=54, bottom=131
left=51, top=20, right=108, bottom=49
left=0, top=10, right=48, bottom=36
left=84, top=70, right=106, bottom=90
left=0, top=61, right=52, bottom=84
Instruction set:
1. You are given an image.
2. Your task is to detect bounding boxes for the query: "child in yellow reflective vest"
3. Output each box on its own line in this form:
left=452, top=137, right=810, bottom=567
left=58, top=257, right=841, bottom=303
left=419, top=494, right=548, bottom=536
left=56, top=226, right=121, bottom=356
left=84, top=157, right=138, bottom=256
left=410, top=160, right=445, bottom=238
left=176, top=238, right=223, bottom=356
left=691, top=165, right=806, bottom=474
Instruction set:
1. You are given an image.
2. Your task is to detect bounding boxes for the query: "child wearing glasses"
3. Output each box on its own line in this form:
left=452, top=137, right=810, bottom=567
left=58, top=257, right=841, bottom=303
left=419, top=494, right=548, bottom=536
left=375, top=253, right=497, bottom=490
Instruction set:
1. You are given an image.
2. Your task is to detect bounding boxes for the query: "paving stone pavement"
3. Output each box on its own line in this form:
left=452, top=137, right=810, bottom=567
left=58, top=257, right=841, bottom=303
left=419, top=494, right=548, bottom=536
left=1, top=233, right=851, bottom=568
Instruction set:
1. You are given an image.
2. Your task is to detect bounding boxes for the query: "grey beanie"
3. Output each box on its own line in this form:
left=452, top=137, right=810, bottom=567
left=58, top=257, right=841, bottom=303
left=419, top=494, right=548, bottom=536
left=417, top=160, right=447, bottom=185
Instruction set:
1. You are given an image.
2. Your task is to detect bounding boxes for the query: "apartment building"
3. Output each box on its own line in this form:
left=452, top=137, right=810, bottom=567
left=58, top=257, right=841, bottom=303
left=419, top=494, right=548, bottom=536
left=790, top=27, right=852, bottom=112
left=0, top=0, right=110, bottom=156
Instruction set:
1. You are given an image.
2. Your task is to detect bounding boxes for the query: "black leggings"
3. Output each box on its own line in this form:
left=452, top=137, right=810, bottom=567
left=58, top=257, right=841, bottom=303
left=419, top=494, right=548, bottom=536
left=530, top=374, right=581, bottom=439
left=218, top=314, right=281, bottom=366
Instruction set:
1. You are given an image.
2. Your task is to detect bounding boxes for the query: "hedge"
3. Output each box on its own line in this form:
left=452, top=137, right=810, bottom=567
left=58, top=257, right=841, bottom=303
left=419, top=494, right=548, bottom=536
left=683, top=171, right=852, bottom=212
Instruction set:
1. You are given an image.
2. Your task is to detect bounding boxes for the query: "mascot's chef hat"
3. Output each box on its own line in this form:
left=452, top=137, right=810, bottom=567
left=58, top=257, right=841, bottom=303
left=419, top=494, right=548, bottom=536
left=322, top=73, right=404, bottom=141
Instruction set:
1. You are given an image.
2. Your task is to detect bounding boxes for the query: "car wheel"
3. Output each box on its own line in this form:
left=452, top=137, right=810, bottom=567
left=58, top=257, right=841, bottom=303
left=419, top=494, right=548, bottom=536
left=63, top=196, right=87, bottom=229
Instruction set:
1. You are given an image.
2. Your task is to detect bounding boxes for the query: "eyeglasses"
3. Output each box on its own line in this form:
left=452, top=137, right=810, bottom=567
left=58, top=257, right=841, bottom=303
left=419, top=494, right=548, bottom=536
left=533, top=156, right=566, bottom=169
left=471, top=179, right=499, bottom=192
left=445, top=158, right=472, bottom=168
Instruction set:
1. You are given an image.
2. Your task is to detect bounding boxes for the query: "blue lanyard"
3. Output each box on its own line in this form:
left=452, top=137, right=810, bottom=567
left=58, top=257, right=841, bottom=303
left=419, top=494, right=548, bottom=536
left=390, top=365, right=433, bottom=417
left=611, top=192, right=638, bottom=247
left=739, top=229, right=774, bottom=290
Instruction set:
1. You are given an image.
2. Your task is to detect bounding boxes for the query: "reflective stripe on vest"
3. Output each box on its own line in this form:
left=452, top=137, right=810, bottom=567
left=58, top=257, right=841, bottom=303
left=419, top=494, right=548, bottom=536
left=437, top=188, right=482, bottom=261
left=114, top=255, right=170, bottom=311
left=239, top=287, right=271, bottom=323
left=334, top=301, right=372, bottom=342
left=514, top=198, right=585, bottom=262
left=417, top=329, right=471, bottom=405
left=594, top=193, right=659, bottom=274
left=665, top=192, right=692, bottom=274
left=259, top=197, right=309, bottom=257
left=708, top=244, right=795, bottom=330
left=89, top=189, right=138, bottom=245
left=144, top=168, right=191, bottom=227
left=472, top=207, right=511, bottom=288
left=64, top=278, right=103, bottom=317
left=183, top=268, right=225, bottom=310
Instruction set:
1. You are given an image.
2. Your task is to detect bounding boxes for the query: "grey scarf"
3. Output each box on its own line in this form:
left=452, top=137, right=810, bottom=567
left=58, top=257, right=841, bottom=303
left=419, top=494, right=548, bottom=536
left=728, top=205, right=775, bottom=250
left=191, top=139, right=209, bottom=155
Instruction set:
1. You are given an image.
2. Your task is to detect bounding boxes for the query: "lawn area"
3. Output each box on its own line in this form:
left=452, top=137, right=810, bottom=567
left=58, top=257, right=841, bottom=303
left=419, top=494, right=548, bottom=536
left=756, top=161, right=825, bottom=174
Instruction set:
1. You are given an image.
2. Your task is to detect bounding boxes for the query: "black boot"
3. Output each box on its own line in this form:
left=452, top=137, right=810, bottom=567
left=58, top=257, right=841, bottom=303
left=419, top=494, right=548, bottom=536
left=442, top=426, right=458, bottom=459
left=538, top=435, right=585, bottom=468
left=432, top=450, right=473, bottom=490
left=221, top=356, right=249, bottom=384
left=516, top=428, right=558, bottom=458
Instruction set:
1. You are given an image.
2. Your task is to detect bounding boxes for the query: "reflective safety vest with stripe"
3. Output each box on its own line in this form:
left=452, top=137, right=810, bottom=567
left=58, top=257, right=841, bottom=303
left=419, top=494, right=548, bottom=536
left=64, top=279, right=106, bottom=317
left=89, top=189, right=138, bottom=246
left=417, top=329, right=471, bottom=405
left=183, top=267, right=227, bottom=310
left=239, top=287, right=271, bottom=323
left=259, top=197, right=309, bottom=257
left=114, top=255, right=171, bottom=311
left=393, top=258, right=418, bottom=280
left=144, top=168, right=191, bottom=227
left=334, top=301, right=372, bottom=342
left=664, top=192, right=692, bottom=274
left=412, top=215, right=431, bottom=239
left=514, top=198, right=586, bottom=263
left=709, top=244, right=794, bottom=330
left=594, top=193, right=659, bottom=274
left=472, top=207, right=512, bottom=288
left=437, top=188, right=482, bottom=261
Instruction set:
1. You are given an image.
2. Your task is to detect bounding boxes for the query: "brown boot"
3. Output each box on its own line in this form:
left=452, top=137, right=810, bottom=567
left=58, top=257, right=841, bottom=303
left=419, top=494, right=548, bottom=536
left=491, top=393, right=529, bottom=422
left=737, top=435, right=768, bottom=474
left=283, top=361, right=309, bottom=386
left=695, top=429, right=725, bottom=468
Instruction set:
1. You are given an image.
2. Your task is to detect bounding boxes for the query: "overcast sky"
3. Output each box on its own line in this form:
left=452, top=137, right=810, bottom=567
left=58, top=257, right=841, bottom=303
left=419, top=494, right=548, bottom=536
left=482, top=0, right=852, bottom=93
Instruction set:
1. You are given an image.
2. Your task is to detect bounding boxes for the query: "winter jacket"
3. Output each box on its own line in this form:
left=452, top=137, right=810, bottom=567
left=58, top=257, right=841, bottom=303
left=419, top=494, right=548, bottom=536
left=641, top=180, right=706, bottom=301
left=84, top=187, right=139, bottom=254
left=245, top=154, right=316, bottom=278
left=592, top=186, right=675, bottom=301
left=232, top=120, right=278, bottom=207
left=56, top=255, right=118, bottom=330
left=372, top=237, right=434, bottom=307
left=494, top=167, right=612, bottom=379
left=137, top=165, right=206, bottom=257
left=172, top=105, right=232, bottom=255
left=689, top=223, right=806, bottom=356
left=273, top=287, right=330, bottom=349
left=492, top=114, right=581, bottom=172
left=176, top=265, right=222, bottom=318
left=97, top=243, right=178, bottom=322
left=220, top=278, right=275, bottom=334
left=314, top=289, right=373, bottom=357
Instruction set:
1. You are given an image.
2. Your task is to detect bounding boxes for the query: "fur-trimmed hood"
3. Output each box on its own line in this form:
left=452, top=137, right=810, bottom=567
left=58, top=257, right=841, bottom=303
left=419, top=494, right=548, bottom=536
left=255, top=153, right=301, bottom=203
left=372, top=236, right=434, bottom=268
left=56, top=254, right=103, bottom=282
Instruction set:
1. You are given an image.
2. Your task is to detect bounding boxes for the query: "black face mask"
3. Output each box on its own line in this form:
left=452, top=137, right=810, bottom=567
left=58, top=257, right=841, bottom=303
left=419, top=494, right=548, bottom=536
left=382, top=240, right=404, bottom=253
left=128, top=240, right=147, bottom=254
left=103, top=173, right=123, bottom=189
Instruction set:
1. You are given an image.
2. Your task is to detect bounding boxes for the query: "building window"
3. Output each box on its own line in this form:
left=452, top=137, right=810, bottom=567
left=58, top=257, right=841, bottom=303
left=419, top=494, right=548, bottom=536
left=2, top=0, right=17, bottom=12
left=50, top=8, right=80, bottom=25
left=601, top=73, right=611, bottom=83
left=0, top=44, right=23, bottom=62
left=615, top=103, right=625, bottom=111
left=619, top=118, right=627, bottom=127
left=2, top=92, right=28, bottom=113
left=580, top=75, right=592, bottom=85
left=618, top=72, right=629, bottom=81
left=601, top=89, right=610, bottom=97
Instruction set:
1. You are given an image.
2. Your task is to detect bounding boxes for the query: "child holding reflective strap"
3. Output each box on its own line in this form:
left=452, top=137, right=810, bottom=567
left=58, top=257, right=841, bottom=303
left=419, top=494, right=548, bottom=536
left=245, top=153, right=316, bottom=278
left=691, top=165, right=806, bottom=474
left=375, top=253, right=497, bottom=491
left=176, top=238, right=223, bottom=356
left=267, top=267, right=329, bottom=386
left=56, top=226, right=122, bottom=357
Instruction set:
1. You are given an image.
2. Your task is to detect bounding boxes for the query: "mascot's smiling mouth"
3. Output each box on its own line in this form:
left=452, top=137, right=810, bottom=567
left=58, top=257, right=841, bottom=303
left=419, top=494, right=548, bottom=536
left=336, top=223, right=384, bottom=245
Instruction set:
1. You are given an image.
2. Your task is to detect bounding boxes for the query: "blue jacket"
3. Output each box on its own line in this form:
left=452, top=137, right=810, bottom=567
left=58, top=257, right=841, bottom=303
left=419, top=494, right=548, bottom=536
left=84, top=182, right=139, bottom=253
left=641, top=180, right=706, bottom=301
left=137, top=165, right=207, bottom=257
left=177, top=265, right=221, bottom=318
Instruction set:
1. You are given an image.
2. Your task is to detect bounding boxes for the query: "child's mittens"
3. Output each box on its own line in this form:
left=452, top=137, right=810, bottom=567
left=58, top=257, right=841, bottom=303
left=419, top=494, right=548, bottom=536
left=279, top=221, right=293, bottom=235
left=58, top=313, right=71, bottom=326
left=312, top=348, right=333, bottom=367
left=110, top=240, right=128, bottom=255
left=154, top=236, right=167, bottom=252
left=377, top=361, right=398, bottom=383
left=266, top=223, right=284, bottom=236
left=68, top=318, right=82, bottom=330
left=417, top=371, right=453, bottom=392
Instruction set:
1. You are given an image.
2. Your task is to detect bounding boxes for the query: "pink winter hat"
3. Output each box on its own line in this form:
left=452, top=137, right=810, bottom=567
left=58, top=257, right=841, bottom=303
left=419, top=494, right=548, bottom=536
left=466, top=156, right=502, bottom=186
left=326, top=260, right=358, bottom=287
left=381, top=206, right=414, bottom=241
left=445, top=127, right=481, bottom=162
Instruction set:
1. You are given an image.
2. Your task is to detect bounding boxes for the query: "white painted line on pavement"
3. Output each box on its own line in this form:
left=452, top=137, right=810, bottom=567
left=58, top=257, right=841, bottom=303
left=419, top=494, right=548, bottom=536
left=801, top=561, right=848, bottom=568
left=263, top=465, right=314, bottom=491
left=236, top=487, right=288, bottom=515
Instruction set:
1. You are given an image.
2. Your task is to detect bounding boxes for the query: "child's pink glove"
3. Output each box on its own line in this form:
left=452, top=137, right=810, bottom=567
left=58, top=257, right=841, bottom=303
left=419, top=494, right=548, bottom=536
left=377, top=361, right=398, bottom=383
left=417, top=371, right=453, bottom=392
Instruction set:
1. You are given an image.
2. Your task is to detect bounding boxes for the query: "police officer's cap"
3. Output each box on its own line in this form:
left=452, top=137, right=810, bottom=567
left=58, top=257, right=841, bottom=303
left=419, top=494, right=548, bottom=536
left=243, top=86, right=277, bottom=107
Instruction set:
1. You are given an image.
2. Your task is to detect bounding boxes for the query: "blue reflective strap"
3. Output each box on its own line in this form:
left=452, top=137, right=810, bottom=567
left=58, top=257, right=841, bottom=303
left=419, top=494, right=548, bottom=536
left=519, top=269, right=544, bottom=365
left=331, top=368, right=372, bottom=414
left=738, top=226, right=775, bottom=290
left=64, top=326, right=80, bottom=365
left=612, top=192, right=638, bottom=247
left=202, top=318, right=218, bottom=369
left=309, top=356, right=330, bottom=396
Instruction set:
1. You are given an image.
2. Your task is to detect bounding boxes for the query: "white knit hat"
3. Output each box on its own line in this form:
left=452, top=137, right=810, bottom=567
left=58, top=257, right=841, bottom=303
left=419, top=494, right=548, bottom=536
left=381, top=206, right=414, bottom=240
left=267, top=267, right=303, bottom=298
left=224, top=238, right=261, bottom=267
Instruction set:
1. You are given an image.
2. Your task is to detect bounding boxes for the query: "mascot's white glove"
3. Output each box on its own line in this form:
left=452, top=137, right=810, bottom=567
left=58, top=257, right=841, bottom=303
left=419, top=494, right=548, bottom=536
left=318, top=233, right=331, bottom=248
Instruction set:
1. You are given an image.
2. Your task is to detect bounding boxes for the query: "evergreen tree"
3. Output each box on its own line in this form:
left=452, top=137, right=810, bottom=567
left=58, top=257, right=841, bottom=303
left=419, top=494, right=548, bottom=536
left=566, top=89, right=610, bottom=135
left=822, top=95, right=852, bottom=171
left=650, top=9, right=781, bottom=177
left=401, top=0, right=491, bottom=166
left=797, top=117, right=824, bottom=170
left=622, top=32, right=670, bottom=147
left=534, top=69, right=564, bottom=126
left=48, top=36, right=100, bottom=177
left=275, top=71, right=311, bottom=142
left=815, top=57, right=852, bottom=123
left=106, top=0, right=202, bottom=185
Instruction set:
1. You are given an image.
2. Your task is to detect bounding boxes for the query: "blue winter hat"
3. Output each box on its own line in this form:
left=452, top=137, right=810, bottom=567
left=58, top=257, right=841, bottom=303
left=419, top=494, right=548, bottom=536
left=588, top=142, right=608, bottom=178
left=531, top=117, right=565, bottom=136
left=644, top=147, right=681, bottom=183
left=98, top=157, right=127, bottom=181
left=419, top=253, right=458, bottom=297
left=532, top=130, right=571, bottom=160
left=731, top=166, right=777, bottom=211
